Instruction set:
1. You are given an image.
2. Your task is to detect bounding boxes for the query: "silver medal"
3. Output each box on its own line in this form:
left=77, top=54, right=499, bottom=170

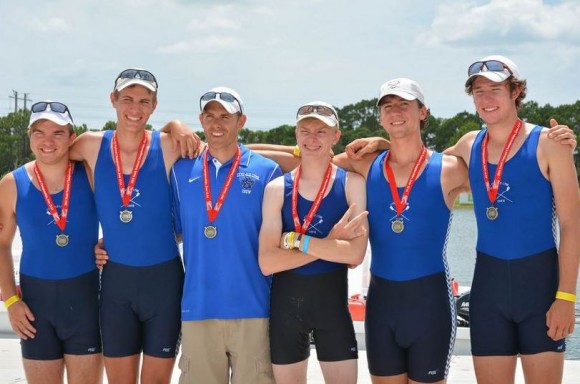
left=204, top=225, right=217, bottom=239
left=56, top=234, right=69, bottom=247
left=120, top=210, right=133, bottom=223
left=486, top=206, right=499, bottom=220
left=391, top=219, right=404, bottom=234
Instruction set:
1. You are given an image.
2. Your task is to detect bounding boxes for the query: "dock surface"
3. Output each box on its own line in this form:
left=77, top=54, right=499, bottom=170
left=1, top=337, right=579, bottom=383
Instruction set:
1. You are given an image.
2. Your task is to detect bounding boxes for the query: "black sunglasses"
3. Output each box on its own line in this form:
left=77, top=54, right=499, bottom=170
left=115, top=69, right=158, bottom=89
left=200, top=92, right=243, bottom=113
left=30, top=102, right=74, bottom=122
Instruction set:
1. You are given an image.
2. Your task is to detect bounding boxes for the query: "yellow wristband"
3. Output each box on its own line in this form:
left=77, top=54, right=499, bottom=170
left=3, top=295, right=20, bottom=309
left=282, top=232, right=296, bottom=250
left=293, top=145, right=301, bottom=157
left=287, top=232, right=296, bottom=249
left=556, top=291, right=576, bottom=303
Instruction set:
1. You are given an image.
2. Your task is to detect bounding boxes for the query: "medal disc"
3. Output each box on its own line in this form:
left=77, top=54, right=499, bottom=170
left=204, top=225, right=217, bottom=239
left=120, top=210, right=133, bottom=223
left=56, top=234, right=69, bottom=247
left=391, top=219, right=404, bottom=234
left=486, top=206, right=499, bottom=220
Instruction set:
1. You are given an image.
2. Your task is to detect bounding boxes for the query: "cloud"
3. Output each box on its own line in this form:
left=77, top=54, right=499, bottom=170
left=27, top=17, right=72, bottom=33
left=186, top=5, right=242, bottom=31
left=155, top=35, right=242, bottom=54
left=420, top=0, right=580, bottom=47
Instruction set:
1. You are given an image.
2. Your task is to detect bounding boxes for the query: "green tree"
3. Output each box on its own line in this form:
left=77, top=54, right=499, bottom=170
left=0, top=109, right=32, bottom=176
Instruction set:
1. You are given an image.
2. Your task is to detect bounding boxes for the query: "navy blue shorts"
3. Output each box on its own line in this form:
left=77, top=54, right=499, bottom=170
left=269, top=267, right=358, bottom=364
left=20, top=269, right=101, bottom=360
left=100, top=257, right=184, bottom=358
left=365, top=272, right=455, bottom=382
left=470, top=249, right=565, bottom=356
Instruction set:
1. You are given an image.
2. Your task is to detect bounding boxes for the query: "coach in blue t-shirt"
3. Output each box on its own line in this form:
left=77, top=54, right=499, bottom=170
left=171, top=87, right=281, bottom=384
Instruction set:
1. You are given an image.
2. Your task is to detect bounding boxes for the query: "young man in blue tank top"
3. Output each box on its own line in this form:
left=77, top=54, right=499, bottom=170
left=170, top=87, right=282, bottom=384
left=0, top=102, right=103, bottom=384
left=333, top=79, right=470, bottom=384
left=69, top=69, right=199, bottom=384
left=258, top=101, right=369, bottom=384
left=445, top=55, right=580, bottom=384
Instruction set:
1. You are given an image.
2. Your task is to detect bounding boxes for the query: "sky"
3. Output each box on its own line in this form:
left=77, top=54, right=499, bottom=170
left=1, top=0, right=579, bottom=132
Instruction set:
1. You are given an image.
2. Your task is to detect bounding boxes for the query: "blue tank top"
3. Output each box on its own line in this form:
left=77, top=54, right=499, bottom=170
left=469, top=126, right=555, bottom=260
left=94, top=130, right=178, bottom=266
left=367, top=151, right=452, bottom=281
left=281, top=167, right=349, bottom=275
left=14, top=162, right=98, bottom=280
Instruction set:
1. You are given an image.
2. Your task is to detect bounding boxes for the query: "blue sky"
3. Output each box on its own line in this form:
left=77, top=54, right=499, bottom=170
left=1, top=0, right=578, bottom=131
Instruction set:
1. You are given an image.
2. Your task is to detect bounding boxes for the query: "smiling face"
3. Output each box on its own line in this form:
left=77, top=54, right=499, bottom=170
left=295, top=117, right=340, bottom=159
left=471, top=76, right=520, bottom=125
left=199, top=101, right=246, bottom=161
left=110, top=85, right=157, bottom=132
left=29, top=120, right=75, bottom=165
left=378, top=95, right=427, bottom=138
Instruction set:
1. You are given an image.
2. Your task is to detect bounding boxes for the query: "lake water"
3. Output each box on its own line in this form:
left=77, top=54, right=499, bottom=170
left=10, top=208, right=580, bottom=359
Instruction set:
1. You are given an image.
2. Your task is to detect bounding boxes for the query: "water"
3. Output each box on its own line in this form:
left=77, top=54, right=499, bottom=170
left=9, top=210, right=580, bottom=359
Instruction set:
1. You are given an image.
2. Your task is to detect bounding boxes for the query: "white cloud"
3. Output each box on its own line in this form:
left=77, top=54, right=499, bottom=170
left=421, top=0, right=580, bottom=46
left=155, top=35, right=242, bottom=54
left=186, top=5, right=242, bottom=31
left=27, top=17, right=71, bottom=33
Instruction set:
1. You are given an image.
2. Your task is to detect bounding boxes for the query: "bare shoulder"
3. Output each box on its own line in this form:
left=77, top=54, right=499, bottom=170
left=265, top=174, right=286, bottom=195
left=446, top=130, right=479, bottom=160
left=441, top=152, right=467, bottom=171
left=70, top=131, right=104, bottom=162
left=0, top=172, right=17, bottom=212
left=263, top=175, right=286, bottom=210
left=441, top=152, right=469, bottom=193
left=345, top=170, right=365, bottom=187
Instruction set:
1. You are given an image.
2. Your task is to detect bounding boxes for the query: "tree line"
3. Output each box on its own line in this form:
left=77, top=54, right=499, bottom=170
left=1, top=98, right=578, bottom=179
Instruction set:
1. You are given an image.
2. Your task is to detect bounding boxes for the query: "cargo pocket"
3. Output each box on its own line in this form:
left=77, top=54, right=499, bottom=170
left=177, top=354, right=189, bottom=384
left=255, top=358, right=275, bottom=384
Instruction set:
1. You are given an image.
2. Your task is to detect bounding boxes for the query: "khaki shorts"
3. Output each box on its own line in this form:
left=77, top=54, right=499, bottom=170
left=178, top=318, right=274, bottom=384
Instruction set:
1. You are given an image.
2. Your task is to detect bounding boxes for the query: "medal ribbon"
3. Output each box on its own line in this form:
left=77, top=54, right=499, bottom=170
left=34, top=160, right=73, bottom=232
left=481, top=119, right=522, bottom=204
left=112, top=132, right=148, bottom=208
left=384, top=146, right=427, bottom=217
left=203, top=147, right=241, bottom=223
left=291, top=163, right=332, bottom=234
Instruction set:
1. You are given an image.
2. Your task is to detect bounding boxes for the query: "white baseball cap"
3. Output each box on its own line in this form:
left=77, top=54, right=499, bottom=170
left=377, top=78, right=425, bottom=105
left=465, top=55, right=520, bottom=87
left=200, top=86, right=244, bottom=114
left=29, top=101, right=74, bottom=128
left=296, top=101, right=339, bottom=129
left=114, top=68, right=158, bottom=92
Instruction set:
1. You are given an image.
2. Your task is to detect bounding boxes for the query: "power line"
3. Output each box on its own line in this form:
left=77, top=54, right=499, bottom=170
left=8, top=90, right=32, bottom=112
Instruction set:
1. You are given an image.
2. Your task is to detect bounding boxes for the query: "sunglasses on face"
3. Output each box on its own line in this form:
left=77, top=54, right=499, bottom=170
left=467, top=60, right=513, bottom=77
left=200, top=92, right=243, bottom=113
left=115, top=69, right=158, bottom=89
left=31, top=102, right=74, bottom=121
left=296, top=105, right=338, bottom=120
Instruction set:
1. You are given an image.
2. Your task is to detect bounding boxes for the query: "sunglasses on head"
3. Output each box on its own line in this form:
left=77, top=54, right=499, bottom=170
left=468, top=60, right=513, bottom=77
left=200, top=92, right=243, bottom=113
left=31, top=102, right=74, bottom=121
left=115, top=69, right=158, bottom=89
left=296, top=105, right=338, bottom=120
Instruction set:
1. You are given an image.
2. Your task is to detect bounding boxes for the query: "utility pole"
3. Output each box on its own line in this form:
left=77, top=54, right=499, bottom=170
left=9, top=90, right=32, bottom=112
